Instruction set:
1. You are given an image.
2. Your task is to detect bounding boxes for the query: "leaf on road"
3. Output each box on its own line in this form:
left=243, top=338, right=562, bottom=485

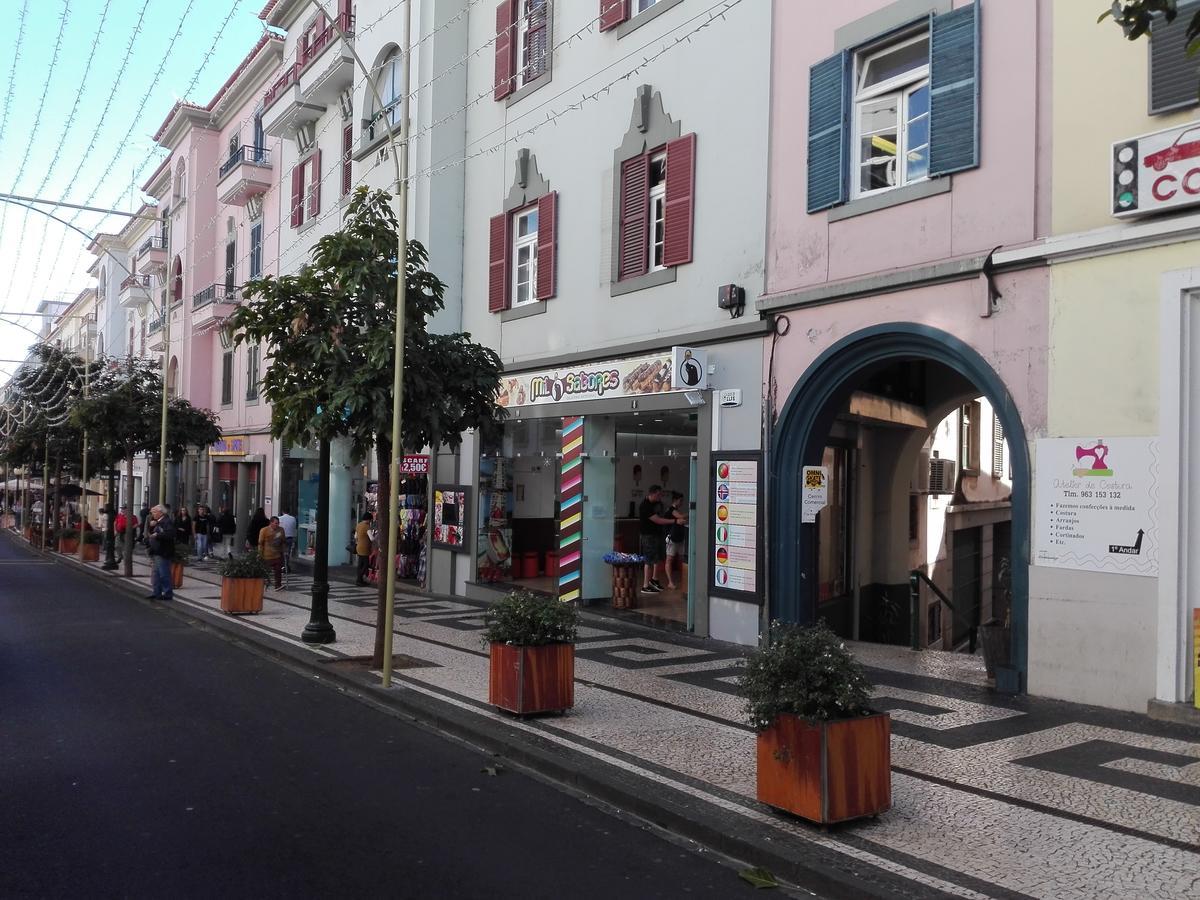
left=738, top=867, right=778, bottom=889
left=480, top=765, right=504, bottom=777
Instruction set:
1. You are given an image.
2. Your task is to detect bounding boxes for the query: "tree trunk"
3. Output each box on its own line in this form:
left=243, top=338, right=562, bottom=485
left=123, top=451, right=135, bottom=577
left=103, top=461, right=118, bottom=570
left=372, top=439, right=391, bottom=667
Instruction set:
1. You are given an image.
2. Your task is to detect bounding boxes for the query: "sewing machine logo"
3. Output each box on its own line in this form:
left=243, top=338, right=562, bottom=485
left=1072, top=441, right=1113, bottom=477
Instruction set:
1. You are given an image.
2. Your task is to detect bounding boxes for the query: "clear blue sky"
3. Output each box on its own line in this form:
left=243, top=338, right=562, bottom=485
left=0, top=0, right=269, bottom=374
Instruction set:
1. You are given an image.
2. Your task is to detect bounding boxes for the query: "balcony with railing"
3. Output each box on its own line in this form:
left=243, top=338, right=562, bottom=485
left=147, top=316, right=165, bottom=351
left=136, top=235, right=167, bottom=273
left=218, top=145, right=273, bottom=206
left=117, top=273, right=152, bottom=310
left=262, top=12, right=355, bottom=137
left=191, top=282, right=241, bottom=333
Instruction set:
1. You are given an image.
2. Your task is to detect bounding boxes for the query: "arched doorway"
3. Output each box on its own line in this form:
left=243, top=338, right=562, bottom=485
left=771, top=324, right=1030, bottom=692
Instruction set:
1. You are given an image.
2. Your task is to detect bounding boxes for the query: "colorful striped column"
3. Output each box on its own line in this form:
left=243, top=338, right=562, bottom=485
left=558, top=416, right=584, bottom=603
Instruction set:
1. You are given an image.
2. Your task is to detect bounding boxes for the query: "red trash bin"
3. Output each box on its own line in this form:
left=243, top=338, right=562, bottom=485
left=519, top=551, right=539, bottom=579
left=544, top=551, right=559, bottom=575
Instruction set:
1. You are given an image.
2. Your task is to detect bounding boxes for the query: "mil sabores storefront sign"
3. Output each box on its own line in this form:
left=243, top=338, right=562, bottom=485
left=1112, top=120, right=1200, bottom=217
left=497, top=348, right=707, bottom=409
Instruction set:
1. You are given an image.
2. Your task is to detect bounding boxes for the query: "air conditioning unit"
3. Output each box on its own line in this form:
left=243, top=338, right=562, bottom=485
left=928, top=458, right=957, bottom=496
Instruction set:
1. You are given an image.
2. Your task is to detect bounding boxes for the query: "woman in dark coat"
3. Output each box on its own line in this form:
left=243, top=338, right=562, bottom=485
left=246, top=508, right=269, bottom=551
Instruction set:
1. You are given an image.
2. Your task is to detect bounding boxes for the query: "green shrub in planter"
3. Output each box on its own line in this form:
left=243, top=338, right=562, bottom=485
left=58, top=528, right=80, bottom=542
left=740, top=622, right=874, bottom=730
left=219, top=552, right=271, bottom=580
left=170, top=543, right=192, bottom=565
left=82, top=531, right=103, bottom=545
left=482, top=589, right=578, bottom=647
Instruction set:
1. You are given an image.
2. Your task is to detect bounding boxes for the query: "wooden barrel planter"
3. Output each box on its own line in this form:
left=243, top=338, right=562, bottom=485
left=488, top=642, right=574, bottom=715
left=58, top=538, right=80, bottom=554
left=756, top=712, right=891, bottom=824
left=81, top=543, right=100, bottom=561
left=171, top=562, right=185, bottom=588
left=609, top=563, right=641, bottom=609
left=220, top=576, right=264, bottom=615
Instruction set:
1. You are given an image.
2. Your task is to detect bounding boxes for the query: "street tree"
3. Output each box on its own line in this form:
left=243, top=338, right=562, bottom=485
left=1101, top=1, right=1200, bottom=48
left=72, top=357, right=220, bottom=576
left=233, top=188, right=505, bottom=665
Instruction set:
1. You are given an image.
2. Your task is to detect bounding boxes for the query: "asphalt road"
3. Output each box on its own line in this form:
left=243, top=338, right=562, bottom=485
left=0, top=534, right=769, bottom=899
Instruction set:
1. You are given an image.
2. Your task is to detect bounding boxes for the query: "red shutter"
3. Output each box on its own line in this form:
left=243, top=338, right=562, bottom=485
left=600, top=0, right=629, bottom=31
left=527, top=1, right=548, bottom=81
left=663, top=133, right=696, bottom=267
left=494, top=1, right=517, bottom=101
left=536, top=191, right=557, bottom=300
left=308, top=150, right=322, bottom=217
left=342, top=124, right=353, bottom=196
left=290, top=164, right=303, bottom=228
left=488, top=212, right=512, bottom=312
left=617, top=154, right=649, bottom=281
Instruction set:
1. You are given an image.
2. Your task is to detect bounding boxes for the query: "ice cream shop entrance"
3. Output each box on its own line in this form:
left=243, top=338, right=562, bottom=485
left=474, top=409, right=699, bottom=631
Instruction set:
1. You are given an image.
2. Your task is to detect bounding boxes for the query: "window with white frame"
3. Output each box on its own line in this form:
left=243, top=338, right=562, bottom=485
left=368, top=50, right=402, bottom=142
left=636, top=0, right=661, bottom=13
left=511, top=206, right=539, bottom=307
left=516, top=0, right=549, bottom=88
left=853, top=31, right=930, bottom=198
left=647, top=151, right=667, bottom=272
left=246, top=345, right=260, bottom=401
left=249, top=223, right=263, bottom=279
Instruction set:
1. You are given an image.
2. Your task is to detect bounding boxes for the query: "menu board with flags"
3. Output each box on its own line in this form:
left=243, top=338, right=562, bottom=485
left=711, top=452, right=763, bottom=604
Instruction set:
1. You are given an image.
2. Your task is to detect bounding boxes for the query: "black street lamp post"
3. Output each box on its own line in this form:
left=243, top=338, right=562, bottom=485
left=301, top=437, right=336, bottom=644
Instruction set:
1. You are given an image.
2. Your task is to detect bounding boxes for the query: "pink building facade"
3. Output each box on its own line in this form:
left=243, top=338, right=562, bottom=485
left=762, top=0, right=1051, bottom=696
left=143, top=35, right=284, bottom=546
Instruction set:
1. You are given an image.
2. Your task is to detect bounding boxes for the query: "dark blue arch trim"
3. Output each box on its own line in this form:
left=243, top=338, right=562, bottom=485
left=770, top=323, right=1029, bottom=692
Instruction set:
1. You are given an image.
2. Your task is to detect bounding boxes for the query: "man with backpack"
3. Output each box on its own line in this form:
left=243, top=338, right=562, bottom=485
left=145, top=505, right=177, bottom=602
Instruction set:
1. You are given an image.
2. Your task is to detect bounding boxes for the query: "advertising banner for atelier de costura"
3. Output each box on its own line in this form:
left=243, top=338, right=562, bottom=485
left=1033, top=437, right=1159, bottom=577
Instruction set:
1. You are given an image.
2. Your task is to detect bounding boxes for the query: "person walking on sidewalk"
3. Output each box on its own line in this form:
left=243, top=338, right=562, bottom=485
left=217, top=507, right=236, bottom=557
left=193, top=505, right=213, bottom=561
left=277, top=510, right=297, bottom=563
left=354, top=513, right=373, bottom=586
left=145, top=506, right=177, bottom=601
left=259, top=516, right=286, bottom=590
left=639, top=486, right=675, bottom=594
left=138, top=502, right=150, bottom=545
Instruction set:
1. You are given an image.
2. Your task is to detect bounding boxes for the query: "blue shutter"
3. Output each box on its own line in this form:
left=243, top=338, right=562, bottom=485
left=929, top=2, right=980, bottom=177
left=807, top=51, right=849, bottom=213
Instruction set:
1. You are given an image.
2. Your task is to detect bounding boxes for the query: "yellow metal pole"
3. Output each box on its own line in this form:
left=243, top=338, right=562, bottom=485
left=158, top=213, right=171, bottom=505
left=79, top=331, right=90, bottom=557
left=318, top=0, right=410, bottom=686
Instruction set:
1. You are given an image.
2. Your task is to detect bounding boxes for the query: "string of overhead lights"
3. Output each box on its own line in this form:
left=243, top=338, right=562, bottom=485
left=0, top=0, right=73, bottom=255
left=14, top=0, right=117, bottom=293
left=0, top=0, right=31, bottom=155
left=19, top=0, right=212, bottom=313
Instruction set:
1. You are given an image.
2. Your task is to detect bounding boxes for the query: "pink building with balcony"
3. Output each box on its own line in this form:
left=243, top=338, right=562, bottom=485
left=142, top=34, right=284, bottom=547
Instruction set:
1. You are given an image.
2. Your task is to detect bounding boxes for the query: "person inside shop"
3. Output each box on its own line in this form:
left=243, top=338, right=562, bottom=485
left=639, top=485, right=675, bottom=594
left=277, top=509, right=298, bottom=563
left=665, top=491, right=689, bottom=591
left=193, top=505, right=213, bottom=561
left=217, top=506, right=237, bottom=558
left=258, top=515, right=286, bottom=590
left=354, top=512, right=374, bottom=587
left=246, top=507, right=269, bottom=552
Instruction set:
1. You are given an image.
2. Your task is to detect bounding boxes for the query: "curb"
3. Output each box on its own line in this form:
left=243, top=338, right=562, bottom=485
left=20, top=534, right=953, bottom=900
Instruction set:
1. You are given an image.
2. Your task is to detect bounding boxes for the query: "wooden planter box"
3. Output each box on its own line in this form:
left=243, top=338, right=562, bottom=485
left=58, top=538, right=79, bottom=554
left=488, top=642, right=574, bottom=715
left=81, top=543, right=100, bottom=561
left=220, top=576, right=263, bottom=615
left=170, top=562, right=185, bottom=588
left=756, top=712, right=891, bottom=824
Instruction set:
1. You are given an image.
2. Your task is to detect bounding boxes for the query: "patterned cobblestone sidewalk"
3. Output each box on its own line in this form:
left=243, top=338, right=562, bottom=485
left=47, top=546, right=1200, bottom=899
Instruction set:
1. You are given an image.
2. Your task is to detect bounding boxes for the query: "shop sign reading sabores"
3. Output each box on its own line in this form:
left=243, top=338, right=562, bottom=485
left=1113, top=121, right=1200, bottom=217
left=497, top=348, right=706, bottom=409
